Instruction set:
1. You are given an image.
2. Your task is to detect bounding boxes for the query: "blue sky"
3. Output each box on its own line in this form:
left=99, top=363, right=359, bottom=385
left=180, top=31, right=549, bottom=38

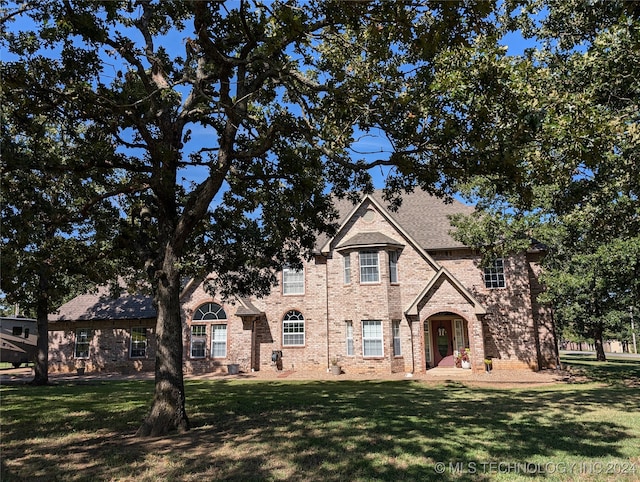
left=3, top=3, right=535, bottom=205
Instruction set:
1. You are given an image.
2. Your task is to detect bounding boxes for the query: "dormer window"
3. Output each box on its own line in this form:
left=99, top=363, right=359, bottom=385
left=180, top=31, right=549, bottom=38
left=359, top=251, right=379, bottom=283
left=337, top=233, right=403, bottom=286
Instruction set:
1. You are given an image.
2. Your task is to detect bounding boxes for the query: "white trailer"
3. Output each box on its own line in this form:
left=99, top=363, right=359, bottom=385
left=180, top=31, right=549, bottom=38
left=0, top=317, right=38, bottom=368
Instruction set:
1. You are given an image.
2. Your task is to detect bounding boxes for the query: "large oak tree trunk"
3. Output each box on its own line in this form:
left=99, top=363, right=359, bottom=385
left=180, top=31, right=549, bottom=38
left=594, top=323, right=607, bottom=362
left=137, top=246, right=189, bottom=437
left=31, top=266, right=49, bottom=385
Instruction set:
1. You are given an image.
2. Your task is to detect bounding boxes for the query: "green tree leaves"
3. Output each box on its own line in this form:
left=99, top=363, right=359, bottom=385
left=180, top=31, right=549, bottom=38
left=451, top=0, right=640, bottom=360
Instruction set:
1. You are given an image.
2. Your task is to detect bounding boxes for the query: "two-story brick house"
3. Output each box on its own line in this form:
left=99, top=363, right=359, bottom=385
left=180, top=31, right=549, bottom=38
left=49, top=189, right=557, bottom=374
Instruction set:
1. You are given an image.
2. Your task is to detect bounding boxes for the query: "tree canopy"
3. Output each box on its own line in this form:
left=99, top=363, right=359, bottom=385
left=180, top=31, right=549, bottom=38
left=1, top=79, right=123, bottom=383
left=2, top=0, right=567, bottom=434
left=451, top=0, right=640, bottom=360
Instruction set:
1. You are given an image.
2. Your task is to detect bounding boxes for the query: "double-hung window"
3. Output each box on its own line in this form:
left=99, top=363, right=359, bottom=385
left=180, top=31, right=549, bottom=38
left=359, top=251, right=379, bottom=283
left=389, top=251, right=398, bottom=283
left=484, top=258, right=506, bottom=288
left=362, top=320, right=383, bottom=357
left=283, top=266, right=304, bottom=295
left=130, top=327, right=148, bottom=358
left=211, top=324, right=227, bottom=358
left=75, top=328, right=92, bottom=358
left=190, top=325, right=207, bottom=358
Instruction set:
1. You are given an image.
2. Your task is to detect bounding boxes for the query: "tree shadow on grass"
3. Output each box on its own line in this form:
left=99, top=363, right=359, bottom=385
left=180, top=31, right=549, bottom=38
left=562, top=354, right=640, bottom=387
left=2, top=380, right=639, bottom=481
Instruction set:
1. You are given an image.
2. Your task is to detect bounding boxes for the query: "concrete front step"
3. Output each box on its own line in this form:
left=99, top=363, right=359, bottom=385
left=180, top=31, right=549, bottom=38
left=425, top=367, right=474, bottom=377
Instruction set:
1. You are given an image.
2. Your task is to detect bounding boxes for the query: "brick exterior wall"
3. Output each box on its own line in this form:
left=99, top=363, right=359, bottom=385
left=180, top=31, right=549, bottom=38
left=48, top=196, right=557, bottom=375
left=48, top=319, right=156, bottom=373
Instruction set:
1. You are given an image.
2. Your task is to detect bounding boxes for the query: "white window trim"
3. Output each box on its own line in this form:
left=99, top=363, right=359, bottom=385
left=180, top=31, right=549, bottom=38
left=453, top=319, right=465, bottom=353
left=283, top=266, right=305, bottom=295
left=359, top=251, right=380, bottom=284
left=129, top=327, right=148, bottom=358
left=211, top=324, right=227, bottom=358
left=389, top=251, right=399, bottom=284
left=343, top=253, right=351, bottom=284
left=484, top=258, right=506, bottom=289
left=283, top=310, right=305, bottom=346
left=392, top=320, right=402, bottom=357
left=362, top=320, right=384, bottom=358
left=75, top=328, right=92, bottom=359
left=190, top=324, right=207, bottom=359
left=346, top=320, right=354, bottom=356
left=194, top=302, right=227, bottom=320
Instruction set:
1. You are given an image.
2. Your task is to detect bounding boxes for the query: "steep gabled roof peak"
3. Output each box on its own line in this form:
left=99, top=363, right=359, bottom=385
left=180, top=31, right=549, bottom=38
left=318, top=189, right=474, bottom=253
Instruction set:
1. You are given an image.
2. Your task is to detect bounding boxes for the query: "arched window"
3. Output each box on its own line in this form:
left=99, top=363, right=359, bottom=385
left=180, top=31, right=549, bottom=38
left=193, top=302, right=227, bottom=321
left=191, top=302, right=228, bottom=359
left=283, top=310, right=305, bottom=346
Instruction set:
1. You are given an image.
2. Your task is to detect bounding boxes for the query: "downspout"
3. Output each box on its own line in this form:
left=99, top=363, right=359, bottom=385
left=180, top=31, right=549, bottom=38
left=251, top=318, right=256, bottom=372
left=325, top=256, right=331, bottom=371
left=408, top=316, right=415, bottom=374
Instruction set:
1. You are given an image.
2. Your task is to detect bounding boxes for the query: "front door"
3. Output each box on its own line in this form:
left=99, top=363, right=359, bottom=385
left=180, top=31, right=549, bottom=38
left=432, top=320, right=454, bottom=366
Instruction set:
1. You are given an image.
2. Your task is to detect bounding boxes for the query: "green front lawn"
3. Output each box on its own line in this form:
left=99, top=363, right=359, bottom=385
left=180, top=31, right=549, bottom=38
left=561, top=352, right=640, bottom=386
left=1, top=364, right=639, bottom=481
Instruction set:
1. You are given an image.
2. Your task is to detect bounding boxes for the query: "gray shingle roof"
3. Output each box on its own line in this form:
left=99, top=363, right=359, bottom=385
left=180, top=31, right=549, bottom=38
left=376, top=190, right=474, bottom=250
left=319, top=189, right=474, bottom=251
left=234, top=297, right=263, bottom=317
left=49, top=285, right=156, bottom=322
left=336, top=231, right=405, bottom=250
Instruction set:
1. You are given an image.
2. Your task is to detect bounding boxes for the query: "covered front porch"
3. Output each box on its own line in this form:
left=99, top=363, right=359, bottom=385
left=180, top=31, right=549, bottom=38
left=405, top=267, right=488, bottom=373
left=423, top=314, right=471, bottom=369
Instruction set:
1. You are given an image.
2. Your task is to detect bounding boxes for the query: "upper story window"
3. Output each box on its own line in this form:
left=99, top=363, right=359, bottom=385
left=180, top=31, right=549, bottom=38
left=484, top=258, right=506, bottom=288
left=343, top=253, right=351, bottom=284
left=389, top=251, right=398, bottom=283
left=283, top=266, right=304, bottom=295
left=359, top=251, right=379, bottom=283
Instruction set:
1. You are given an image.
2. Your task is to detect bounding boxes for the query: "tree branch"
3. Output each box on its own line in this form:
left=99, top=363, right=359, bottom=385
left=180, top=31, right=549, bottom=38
left=80, top=183, right=151, bottom=218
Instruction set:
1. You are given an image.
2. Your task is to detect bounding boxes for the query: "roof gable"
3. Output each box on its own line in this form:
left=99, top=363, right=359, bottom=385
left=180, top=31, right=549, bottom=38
left=320, top=194, right=440, bottom=271
left=405, top=267, right=487, bottom=316
left=317, top=190, right=474, bottom=253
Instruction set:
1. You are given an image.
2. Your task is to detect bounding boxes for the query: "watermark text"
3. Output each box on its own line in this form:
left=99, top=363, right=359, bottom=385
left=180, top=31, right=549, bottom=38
left=433, top=461, right=637, bottom=476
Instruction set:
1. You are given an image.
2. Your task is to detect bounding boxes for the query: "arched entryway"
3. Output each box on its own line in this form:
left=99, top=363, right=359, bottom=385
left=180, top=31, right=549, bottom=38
left=424, top=313, right=469, bottom=368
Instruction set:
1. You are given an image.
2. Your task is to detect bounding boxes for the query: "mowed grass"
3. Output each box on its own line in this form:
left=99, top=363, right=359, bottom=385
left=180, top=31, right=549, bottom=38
left=561, top=352, right=640, bottom=386
left=1, top=360, right=640, bottom=481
